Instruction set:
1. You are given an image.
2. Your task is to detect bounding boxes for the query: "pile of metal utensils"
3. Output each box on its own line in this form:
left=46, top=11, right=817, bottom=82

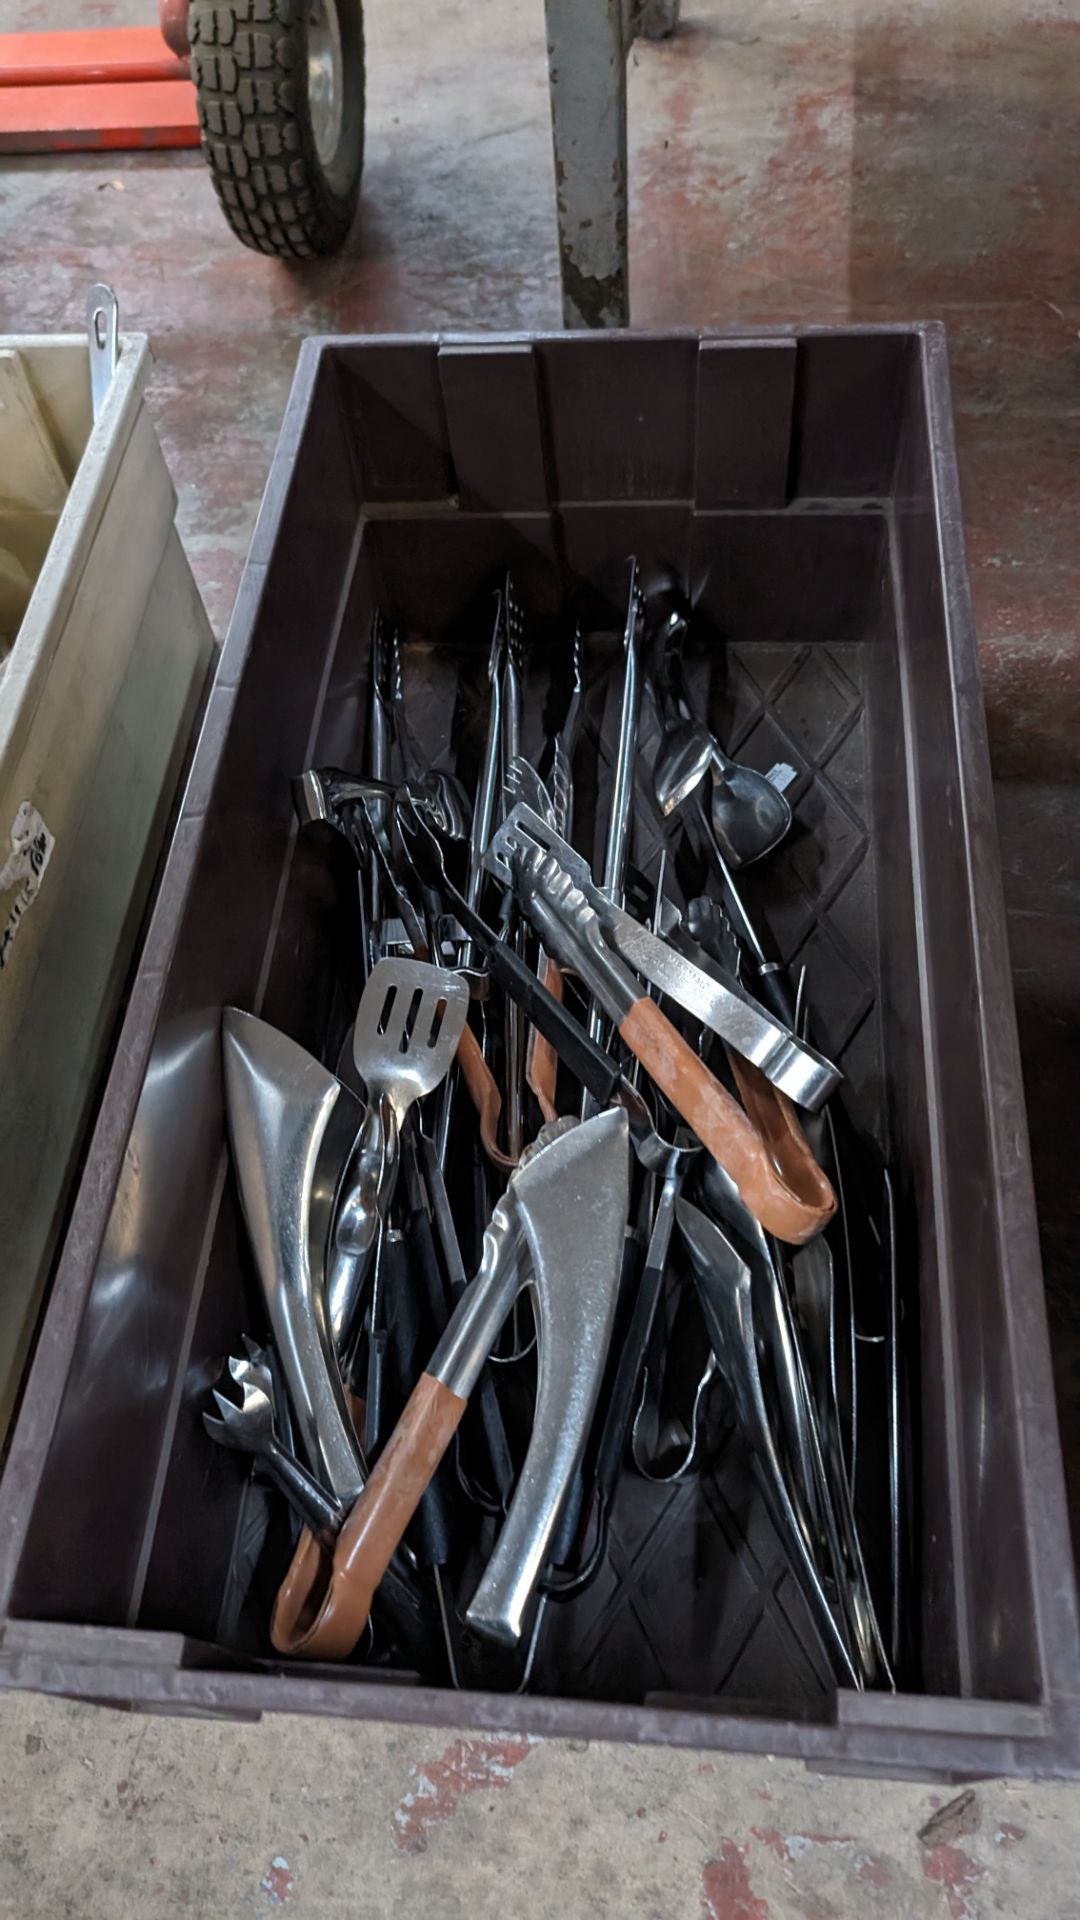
left=206, top=562, right=903, bottom=1696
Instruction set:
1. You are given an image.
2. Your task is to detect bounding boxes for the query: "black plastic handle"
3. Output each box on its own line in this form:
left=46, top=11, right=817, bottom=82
left=400, top=802, right=624, bottom=1109
left=690, top=879, right=800, bottom=1030
left=547, top=1230, right=646, bottom=1574
left=267, top=1444, right=343, bottom=1547
left=484, top=936, right=624, bottom=1110
left=593, top=1221, right=672, bottom=1502
left=747, top=956, right=799, bottom=1030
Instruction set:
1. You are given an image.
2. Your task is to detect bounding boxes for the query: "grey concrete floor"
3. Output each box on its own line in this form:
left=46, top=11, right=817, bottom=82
left=1, top=1688, right=1079, bottom=1919
left=1, top=0, right=1079, bottom=1912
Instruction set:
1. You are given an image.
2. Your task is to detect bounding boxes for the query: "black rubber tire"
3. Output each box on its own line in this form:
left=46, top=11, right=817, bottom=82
left=191, top=0, right=364, bottom=260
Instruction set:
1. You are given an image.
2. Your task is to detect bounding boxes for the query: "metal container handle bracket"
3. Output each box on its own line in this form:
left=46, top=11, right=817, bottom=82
left=86, top=284, right=119, bottom=422
left=270, top=1110, right=631, bottom=1661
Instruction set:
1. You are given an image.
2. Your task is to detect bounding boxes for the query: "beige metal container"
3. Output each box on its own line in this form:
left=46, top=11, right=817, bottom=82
left=0, top=331, right=213, bottom=1440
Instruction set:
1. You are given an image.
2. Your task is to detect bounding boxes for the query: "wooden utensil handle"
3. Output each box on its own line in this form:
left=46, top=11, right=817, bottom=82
left=727, top=1050, right=836, bottom=1218
left=271, top=1372, right=467, bottom=1661
left=618, top=996, right=835, bottom=1244
left=526, top=954, right=564, bottom=1124
left=458, top=1022, right=516, bottom=1170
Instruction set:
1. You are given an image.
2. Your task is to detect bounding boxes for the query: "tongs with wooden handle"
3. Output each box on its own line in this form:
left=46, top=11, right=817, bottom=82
left=271, top=1192, right=523, bottom=1660
left=513, top=848, right=835, bottom=1245
left=272, top=1112, right=630, bottom=1660
left=486, top=803, right=840, bottom=1113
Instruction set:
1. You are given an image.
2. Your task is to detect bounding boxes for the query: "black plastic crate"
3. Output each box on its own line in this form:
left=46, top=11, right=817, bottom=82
left=0, top=326, right=1075, bottom=1780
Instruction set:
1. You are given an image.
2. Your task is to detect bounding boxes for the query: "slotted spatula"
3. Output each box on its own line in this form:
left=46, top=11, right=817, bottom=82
left=329, top=958, right=469, bottom=1355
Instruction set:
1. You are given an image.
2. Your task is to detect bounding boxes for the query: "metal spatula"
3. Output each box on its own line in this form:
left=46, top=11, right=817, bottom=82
left=354, top=957, right=468, bottom=1114
left=329, top=958, right=469, bottom=1354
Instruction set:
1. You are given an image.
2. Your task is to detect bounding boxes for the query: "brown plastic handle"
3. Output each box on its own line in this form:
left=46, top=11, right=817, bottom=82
left=526, top=954, right=563, bottom=1125
left=458, top=1022, right=516, bottom=1170
left=727, top=1051, right=837, bottom=1227
left=271, top=1371, right=467, bottom=1661
left=618, top=996, right=836, bottom=1244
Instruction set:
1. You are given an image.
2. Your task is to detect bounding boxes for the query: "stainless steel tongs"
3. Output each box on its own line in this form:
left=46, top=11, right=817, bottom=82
left=485, top=803, right=840, bottom=1113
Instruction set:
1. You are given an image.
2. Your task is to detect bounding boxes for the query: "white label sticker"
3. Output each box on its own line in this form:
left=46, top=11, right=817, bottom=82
left=0, top=801, right=54, bottom=971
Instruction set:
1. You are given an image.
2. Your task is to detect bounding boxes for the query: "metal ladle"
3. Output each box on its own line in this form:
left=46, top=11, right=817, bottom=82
left=650, top=601, right=794, bottom=870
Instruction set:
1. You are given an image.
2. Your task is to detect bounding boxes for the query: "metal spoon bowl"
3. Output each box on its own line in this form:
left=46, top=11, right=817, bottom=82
left=653, top=717, right=717, bottom=817
left=708, top=753, right=793, bottom=869
left=645, top=575, right=795, bottom=869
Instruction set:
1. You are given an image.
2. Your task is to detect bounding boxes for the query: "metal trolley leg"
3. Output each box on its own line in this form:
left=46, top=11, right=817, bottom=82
left=543, top=0, right=679, bottom=329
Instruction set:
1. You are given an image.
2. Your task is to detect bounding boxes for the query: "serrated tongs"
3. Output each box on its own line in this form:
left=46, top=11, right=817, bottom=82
left=486, top=820, right=836, bottom=1245
left=486, top=803, right=839, bottom=1114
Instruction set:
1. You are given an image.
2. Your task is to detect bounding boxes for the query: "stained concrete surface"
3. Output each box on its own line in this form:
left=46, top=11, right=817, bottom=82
left=0, top=0, right=1078, bottom=1912
left=2, top=1691, right=1080, bottom=1919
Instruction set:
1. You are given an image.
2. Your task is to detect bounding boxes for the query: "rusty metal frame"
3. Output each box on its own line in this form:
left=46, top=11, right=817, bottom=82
left=543, top=0, right=680, bottom=328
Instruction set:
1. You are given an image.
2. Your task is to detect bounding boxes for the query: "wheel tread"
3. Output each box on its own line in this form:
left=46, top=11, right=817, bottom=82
left=190, top=0, right=363, bottom=258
